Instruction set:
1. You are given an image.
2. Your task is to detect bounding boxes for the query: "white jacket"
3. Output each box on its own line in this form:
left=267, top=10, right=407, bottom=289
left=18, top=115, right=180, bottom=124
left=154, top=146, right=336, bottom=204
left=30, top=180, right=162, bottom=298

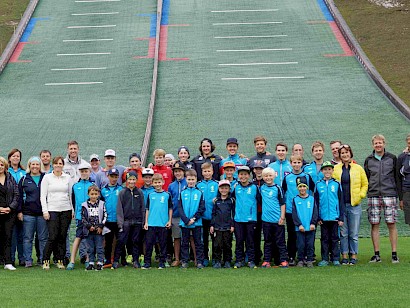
left=41, top=172, right=73, bottom=213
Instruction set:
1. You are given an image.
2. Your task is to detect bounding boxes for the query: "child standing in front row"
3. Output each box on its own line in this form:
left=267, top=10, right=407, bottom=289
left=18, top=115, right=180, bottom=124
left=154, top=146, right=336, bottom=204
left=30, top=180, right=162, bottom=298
left=232, top=166, right=261, bottom=269
left=292, top=176, right=318, bottom=268
left=82, top=186, right=107, bottom=271
left=178, top=169, right=205, bottom=269
left=143, top=174, right=173, bottom=269
left=197, top=162, right=219, bottom=267
left=210, top=180, right=235, bottom=269
left=260, top=167, right=289, bottom=268
left=315, top=161, right=344, bottom=266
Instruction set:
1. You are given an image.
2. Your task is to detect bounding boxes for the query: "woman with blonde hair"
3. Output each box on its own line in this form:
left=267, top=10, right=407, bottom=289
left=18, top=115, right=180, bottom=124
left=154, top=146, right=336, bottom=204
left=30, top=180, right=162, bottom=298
left=0, top=156, right=19, bottom=270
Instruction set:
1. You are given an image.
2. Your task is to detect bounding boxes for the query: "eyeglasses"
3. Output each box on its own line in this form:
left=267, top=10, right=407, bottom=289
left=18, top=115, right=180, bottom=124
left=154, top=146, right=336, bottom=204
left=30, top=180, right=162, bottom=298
left=339, top=144, right=351, bottom=150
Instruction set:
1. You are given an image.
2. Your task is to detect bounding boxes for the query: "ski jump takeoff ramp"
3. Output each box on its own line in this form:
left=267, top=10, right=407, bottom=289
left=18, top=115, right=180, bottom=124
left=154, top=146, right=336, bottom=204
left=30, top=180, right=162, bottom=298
left=0, top=0, right=408, bottom=163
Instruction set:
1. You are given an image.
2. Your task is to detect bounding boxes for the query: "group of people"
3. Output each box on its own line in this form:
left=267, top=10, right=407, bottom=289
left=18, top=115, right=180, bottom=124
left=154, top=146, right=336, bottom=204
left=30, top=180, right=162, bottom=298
left=0, top=133, right=408, bottom=271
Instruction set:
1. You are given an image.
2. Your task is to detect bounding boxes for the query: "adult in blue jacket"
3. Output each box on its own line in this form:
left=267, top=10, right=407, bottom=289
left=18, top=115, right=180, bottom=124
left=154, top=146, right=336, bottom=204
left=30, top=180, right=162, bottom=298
left=268, top=143, right=292, bottom=187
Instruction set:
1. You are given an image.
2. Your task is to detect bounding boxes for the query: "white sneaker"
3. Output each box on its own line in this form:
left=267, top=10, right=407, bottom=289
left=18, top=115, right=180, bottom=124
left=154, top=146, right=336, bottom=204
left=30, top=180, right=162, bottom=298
left=4, top=264, right=16, bottom=271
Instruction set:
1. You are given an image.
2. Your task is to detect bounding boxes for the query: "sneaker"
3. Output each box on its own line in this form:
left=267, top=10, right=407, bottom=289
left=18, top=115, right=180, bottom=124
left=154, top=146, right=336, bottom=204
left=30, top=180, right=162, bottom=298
left=111, top=262, right=119, bottom=270
left=25, top=261, right=33, bottom=268
left=223, top=261, right=231, bottom=268
left=103, top=263, right=112, bottom=269
left=142, top=264, right=151, bottom=270
left=261, top=262, right=271, bottom=268
left=158, top=263, right=165, bottom=270
left=248, top=261, right=257, bottom=269
left=133, top=261, right=141, bottom=269
left=86, top=264, right=95, bottom=271
left=297, top=261, right=304, bottom=267
left=19, top=261, right=25, bottom=267
left=95, top=264, right=103, bottom=271
left=80, top=256, right=87, bottom=264
left=66, top=262, right=75, bottom=270
left=341, top=258, right=349, bottom=265
left=333, top=260, right=341, bottom=266
left=4, top=264, right=16, bottom=271
left=203, top=259, right=209, bottom=267
left=197, top=263, right=204, bottom=269
left=349, top=258, right=357, bottom=265
left=233, top=261, right=243, bottom=269
left=180, top=262, right=189, bottom=269
left=213, top=262, right=222, bottom=269
left=165, top=261, right=170, bottom=268
left=42, top=260, right=50, bottom=270
left=392, top=256, right=400, bottom=264
left=288, top=258, right=296, bottom=267
left=318, top=260, right=329, bottom=267
left=171, top=260, right=181, bottom=267
left=369, top=255, right=381, bottom=263
left=306, top=261, right=314, bottom=268
left=56, top=260, right=65, bottom=269
left=84, top=261, right=89, bottom=269
left=279, top=261, right=289, bottom=268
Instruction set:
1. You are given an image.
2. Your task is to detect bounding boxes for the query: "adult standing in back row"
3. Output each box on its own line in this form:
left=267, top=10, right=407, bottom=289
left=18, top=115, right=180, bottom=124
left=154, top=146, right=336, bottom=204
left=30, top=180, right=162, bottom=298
left=192, top=138, right=222, bottom=181
left=398, top=134, right=410, bottom=228
left=364, top=134, right=400, bottom=263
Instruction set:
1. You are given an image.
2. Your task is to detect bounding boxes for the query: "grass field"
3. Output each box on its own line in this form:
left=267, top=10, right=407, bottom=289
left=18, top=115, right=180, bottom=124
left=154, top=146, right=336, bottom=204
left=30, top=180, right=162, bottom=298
left=0, top=0, right=30, bottom=54
left=334, top=0, right=410, bottom=107
left=2, top=237, right=410, bottom=307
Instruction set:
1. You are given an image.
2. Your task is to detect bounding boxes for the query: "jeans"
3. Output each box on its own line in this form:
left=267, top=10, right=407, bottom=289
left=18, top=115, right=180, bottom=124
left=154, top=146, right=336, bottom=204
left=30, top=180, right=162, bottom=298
left=86, top=233, right=104, bottom=263
left=340, top=203, right=361, bottom=255
left=11, top=219, right=24, bottom=263
left=23, top=215, right=48, bottom=262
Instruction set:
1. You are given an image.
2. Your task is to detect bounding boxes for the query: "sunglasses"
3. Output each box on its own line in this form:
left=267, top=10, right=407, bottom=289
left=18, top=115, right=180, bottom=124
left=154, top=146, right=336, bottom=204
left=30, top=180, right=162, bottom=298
left=338, top=144, right=351, bottom=150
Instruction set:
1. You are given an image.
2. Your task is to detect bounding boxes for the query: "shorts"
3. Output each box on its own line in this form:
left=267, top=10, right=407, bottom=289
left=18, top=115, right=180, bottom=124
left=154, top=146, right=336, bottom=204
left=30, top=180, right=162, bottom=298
left=367, top=196, right=398, bottom=224
left=75, top=219, right=85, bottom=238
left=402, top=192, right=410, bottom=225
left=171, top=217, right=181, bottom=239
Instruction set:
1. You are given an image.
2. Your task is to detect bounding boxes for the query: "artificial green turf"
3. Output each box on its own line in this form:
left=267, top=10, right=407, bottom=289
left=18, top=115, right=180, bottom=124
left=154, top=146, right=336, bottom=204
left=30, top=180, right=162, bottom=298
left=2, top=237, right=410, bottom=307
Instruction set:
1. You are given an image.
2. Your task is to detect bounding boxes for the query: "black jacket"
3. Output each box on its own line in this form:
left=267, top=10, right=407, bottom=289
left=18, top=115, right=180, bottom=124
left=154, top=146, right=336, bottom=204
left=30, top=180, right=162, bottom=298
left=116, top=187, right=145, bottom=229
left=211, top=196, right=235, bottom=231
left=18, top=173, right=44, bottom=216
left=364, top=151, right=399, bottom=197
left=191, top=154, right=222, bottom=181
left=2, top=173, right=19, bottom=210
left=397, top=152, right=410, bottom=200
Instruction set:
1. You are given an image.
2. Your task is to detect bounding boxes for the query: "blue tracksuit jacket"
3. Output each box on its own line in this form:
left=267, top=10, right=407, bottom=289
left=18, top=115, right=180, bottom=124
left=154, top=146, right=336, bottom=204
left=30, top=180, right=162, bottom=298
left=232, top=182, right=261, bottom=223
left=260, top=183, right=285, bottom=223
left=197, top=179, right=219, bottom=220
left=178, top=187, right=205, bottom=228
left=282, top=172, right=315, bottom=214
left=303, top=161, right=324, bottom=184
left=168, top=178, right=187, bottom=218
left=268, top=159, right=292, bottom=187
left=314, top=178, right=345, bottom=222
left=292, top=195, right=318, bottom=231
left=146, top=191, right=172, bottom=227
left=101, top=184, right=123, bottom=222
left=72, top=179, right=94, bottom=221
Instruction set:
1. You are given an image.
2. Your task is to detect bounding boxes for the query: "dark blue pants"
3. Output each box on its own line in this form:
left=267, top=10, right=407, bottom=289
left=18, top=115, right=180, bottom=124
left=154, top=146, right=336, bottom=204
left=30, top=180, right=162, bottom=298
left=113, top=223, right=142, bottom=263
left=213, top=230, right=233, bottom=263
left=296, top=231, right=315, bottom=262
left=262, top=222, right=288, bottom=262
left=202, top=219, right=214, bottom=261
left=144, top=227, right=167, bottom=266
left=234, top=222, right=256, bottom=263
left=320, top=221, right=340, bottom=261
left=86, top=233, right=104, bottom=263
left=285, top=213, right=297, bottom=259
left=181, top=227, right=204, bottom=264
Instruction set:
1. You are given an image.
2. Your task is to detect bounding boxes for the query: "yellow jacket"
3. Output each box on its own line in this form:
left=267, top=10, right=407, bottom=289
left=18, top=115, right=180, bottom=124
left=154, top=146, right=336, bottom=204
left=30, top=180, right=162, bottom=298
left=333, top=163, right=368, bottom=206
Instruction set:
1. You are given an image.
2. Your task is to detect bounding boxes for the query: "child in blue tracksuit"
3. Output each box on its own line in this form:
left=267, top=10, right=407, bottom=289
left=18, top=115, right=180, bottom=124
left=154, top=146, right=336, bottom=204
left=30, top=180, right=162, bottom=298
left=167, top=162, right=187, bottom=267
left=220, top=137, right=248, bottom=178
left=210, top=180, right=235, bottom=269
left=314, top=161, right=345, bottom=266
left=143, top=174, right=172, bottom=269
left=178, top=169, right=205, bottom=269
left=82, top=186, right=107, bottom=271
left=100, top=168, right=123, bottom=267
left=282, top=155, right=315, bottom=266
left=196, top=162, right=219, bottom=266
left=232, top=166, right=261, bottom=269
left=260, top=167, right=289, bottom=268
left=67, top=162, right=94, bottom=270
left=141, top=168, right=155, bottom=206
left=292, top=176, right=318, bottom=268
